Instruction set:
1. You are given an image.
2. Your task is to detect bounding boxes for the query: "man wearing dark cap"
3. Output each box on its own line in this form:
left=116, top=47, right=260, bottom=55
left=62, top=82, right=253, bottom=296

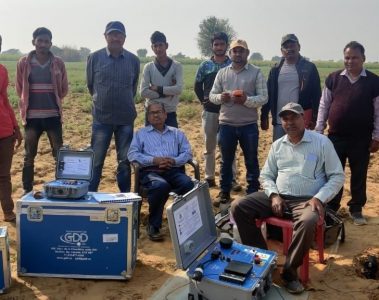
left=87, top=21, right=140, bottom=192
left=209, top=39, right=268, bottom=206
left=232, top=102, right=344, bottom=294
left=261, top=34, right=321, bottom=141
left=140, top=31, right=183, bottom=127
left=16, top=27, right=68, bottom=194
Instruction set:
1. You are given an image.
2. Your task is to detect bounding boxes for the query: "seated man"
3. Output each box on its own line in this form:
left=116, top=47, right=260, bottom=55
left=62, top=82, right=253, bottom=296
left=231, top=102, right=345, bottom=294
left=128, top=103, right=194, bottom=241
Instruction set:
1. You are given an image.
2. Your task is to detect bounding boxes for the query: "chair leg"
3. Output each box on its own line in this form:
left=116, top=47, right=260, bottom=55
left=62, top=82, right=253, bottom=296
left=300, top=252, right=310, bottom=283
left=316, top=223, right=325, bottom=263
left=282, top=228, right=292, bottom=255
left=137, top=197, right=148, bottom=239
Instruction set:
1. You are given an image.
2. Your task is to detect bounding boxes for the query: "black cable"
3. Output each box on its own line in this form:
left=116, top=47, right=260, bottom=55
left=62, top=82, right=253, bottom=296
left=273, top=285, right=286, bottom=300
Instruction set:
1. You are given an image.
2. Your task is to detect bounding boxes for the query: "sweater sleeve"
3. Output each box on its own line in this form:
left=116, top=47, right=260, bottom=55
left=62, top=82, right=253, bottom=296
left=163, top=63, right=183, bottom=96
left=244, top=70, right=268, bottom=108
left=209, top=70, right=223, bottom=104
left=140, top=63, right=160, bottom=99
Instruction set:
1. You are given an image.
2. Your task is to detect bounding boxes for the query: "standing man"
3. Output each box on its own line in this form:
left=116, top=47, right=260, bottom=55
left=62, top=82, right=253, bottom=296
left=232, top=102, right=344, bottom=294
left=140, top=31, right=182, bottom=127
left=0, top=34, right=23, bottom=221
left=209, top=39, right=268, bottom=205
left=87, top=21, right=140, bottom=193
left=16, top=27, right=68, bottom=194
left=316, top=41, right=379, bottom=225
left=128, top=103, right=194, bottom=241
left=261, top=34, right=321, bottom=141
left=194, top=32, right=241, bottom=192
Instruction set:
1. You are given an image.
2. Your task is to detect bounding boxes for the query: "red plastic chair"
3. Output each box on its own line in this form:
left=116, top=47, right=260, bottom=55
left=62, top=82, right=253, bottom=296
left=256, top=215, right=325, bottom=283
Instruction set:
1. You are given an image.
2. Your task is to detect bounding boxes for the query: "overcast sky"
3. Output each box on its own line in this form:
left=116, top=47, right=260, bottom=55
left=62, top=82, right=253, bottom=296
left=1, top=0, right=378, bottom=61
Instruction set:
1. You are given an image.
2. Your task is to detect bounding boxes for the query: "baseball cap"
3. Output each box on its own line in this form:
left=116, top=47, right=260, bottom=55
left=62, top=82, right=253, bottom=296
left=230, top=39, right=249, bottom=50
left=281, top=34, right=299, bottom=46
left=104, top=21, right=126, bottom=35
left=278, top=102, right=304, bottom=117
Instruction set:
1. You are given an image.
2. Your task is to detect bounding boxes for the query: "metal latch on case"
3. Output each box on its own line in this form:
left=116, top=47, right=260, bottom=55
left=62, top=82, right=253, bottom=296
left=27, top=206, right=43, bottom=222
left=105, top=208, right=121, bottom=224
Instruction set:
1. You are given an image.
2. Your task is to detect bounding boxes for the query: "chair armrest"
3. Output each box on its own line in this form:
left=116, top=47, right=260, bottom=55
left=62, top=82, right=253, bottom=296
left=187, top=159, right=200, bottom=181
left=131, top=161, right=142, bottom=193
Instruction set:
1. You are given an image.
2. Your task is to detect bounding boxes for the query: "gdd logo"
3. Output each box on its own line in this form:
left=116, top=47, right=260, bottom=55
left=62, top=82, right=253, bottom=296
left=60, top=231, right=88, bottom=246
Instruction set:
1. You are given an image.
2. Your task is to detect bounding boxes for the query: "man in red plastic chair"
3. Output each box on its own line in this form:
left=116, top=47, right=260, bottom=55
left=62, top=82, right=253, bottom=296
left=231, top=102, right=345, bottom=294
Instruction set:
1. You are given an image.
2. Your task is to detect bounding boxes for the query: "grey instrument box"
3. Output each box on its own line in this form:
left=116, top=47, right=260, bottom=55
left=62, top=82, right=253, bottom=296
left=166, top=182, right=277, bottom=300
left=44, top=148, right=94, bottom=199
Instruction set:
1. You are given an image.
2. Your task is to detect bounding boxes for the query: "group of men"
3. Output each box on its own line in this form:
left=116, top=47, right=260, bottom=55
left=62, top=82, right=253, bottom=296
left=1, top=20, right=379, bottom=294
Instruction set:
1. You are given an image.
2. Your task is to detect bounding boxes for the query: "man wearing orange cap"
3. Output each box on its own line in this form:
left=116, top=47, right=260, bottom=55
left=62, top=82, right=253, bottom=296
left=209, top=39, right=268, bottom=207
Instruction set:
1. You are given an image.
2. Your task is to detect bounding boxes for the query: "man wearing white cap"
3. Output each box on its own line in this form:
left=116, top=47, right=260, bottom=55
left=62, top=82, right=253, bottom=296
left=232, top=102, right=344, bottom=294
left=209, top=39, right=268, bottom=207
left=87, top=21, right=140, bottom=193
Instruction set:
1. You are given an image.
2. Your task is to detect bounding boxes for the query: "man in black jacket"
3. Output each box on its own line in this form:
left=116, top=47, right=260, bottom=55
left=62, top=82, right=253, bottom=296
left=261, top=34, right=321, bottom=141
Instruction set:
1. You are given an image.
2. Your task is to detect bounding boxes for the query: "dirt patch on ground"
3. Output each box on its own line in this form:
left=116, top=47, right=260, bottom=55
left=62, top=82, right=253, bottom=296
left=2, top=100, right=379, bottom=299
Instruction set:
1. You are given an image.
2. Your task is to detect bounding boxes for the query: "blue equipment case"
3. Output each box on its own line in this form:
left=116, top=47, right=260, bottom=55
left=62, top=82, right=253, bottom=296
left=0, top=227, right=11, bottom=293
left=16, top=192, right=139, bottom=279
left=166, top=183, right=277, bottom=300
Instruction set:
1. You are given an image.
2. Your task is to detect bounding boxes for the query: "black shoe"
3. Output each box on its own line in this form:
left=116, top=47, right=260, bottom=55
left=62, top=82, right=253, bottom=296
left=146, top=225, right=163, bottom=241
left=231, top=180, right=242, bottom=192
left=213, top=192, right=231, bottom=208
left=3, top=212, right=16, bottom=222
left=206, top=178, right=216, bottom=188
left=281, top=272, right=304, bottom=294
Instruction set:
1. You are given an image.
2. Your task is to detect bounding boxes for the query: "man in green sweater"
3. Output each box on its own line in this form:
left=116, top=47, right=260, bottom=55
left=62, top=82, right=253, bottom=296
left=140, top=31, right=183, bottom=127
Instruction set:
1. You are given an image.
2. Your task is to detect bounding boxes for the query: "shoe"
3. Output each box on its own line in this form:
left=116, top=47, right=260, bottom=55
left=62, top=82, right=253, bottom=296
left=281, top=268, right=304, bottom=294
left=206, top=178, right=216, bottom=188
left=146, top=225, right=163, bottom=241
left=231, top=180, right=242, bottom=192
left=213, top=192, right=231, bottom=208
left=4, top=212, right=16, bottom=222
left=283, top=278, right=305, bottom=294
left=351, top=212, right=367, bottom=225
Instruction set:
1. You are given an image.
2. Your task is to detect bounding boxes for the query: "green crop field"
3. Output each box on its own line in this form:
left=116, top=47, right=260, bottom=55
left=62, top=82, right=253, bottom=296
left=2, top=59, right=379, bottom=111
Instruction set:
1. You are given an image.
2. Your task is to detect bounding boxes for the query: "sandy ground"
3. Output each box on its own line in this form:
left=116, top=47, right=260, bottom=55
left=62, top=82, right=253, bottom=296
left=1, top=100, right=379, bottom=300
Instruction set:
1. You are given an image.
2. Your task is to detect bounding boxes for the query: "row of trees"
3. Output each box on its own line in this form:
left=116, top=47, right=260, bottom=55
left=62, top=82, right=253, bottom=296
left=0, top=46, right=91, bottom=62
left=50, top=46, right=91, bottom=62
left=1, top=16, right=271, bottom=62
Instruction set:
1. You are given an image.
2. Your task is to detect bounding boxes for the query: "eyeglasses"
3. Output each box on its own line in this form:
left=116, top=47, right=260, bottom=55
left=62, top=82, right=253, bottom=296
left=148, top=110, right=164, bottom=116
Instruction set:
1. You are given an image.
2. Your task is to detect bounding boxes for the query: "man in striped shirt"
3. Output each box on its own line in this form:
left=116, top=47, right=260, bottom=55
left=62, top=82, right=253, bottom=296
left=232, top=103, right=344, bottom=294
left=16, top=27, right=68, bottom=194
left=128, top=103, right=194, bottom=241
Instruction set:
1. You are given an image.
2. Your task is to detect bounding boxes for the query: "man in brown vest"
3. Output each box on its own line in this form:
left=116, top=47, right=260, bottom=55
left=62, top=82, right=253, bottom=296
left=316, top=41, right=379, bottom=225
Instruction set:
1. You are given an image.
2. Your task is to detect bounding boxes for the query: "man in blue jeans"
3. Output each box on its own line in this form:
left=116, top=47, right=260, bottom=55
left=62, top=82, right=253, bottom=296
left=194, top=32, right=241, bottom=193
left=209, top=39, right=268, bottom=206
left=128, top=103, right=194, bottom=241
left=87, top=21, right=140, bottom=192
left=16, top=27, right=68, bottom=194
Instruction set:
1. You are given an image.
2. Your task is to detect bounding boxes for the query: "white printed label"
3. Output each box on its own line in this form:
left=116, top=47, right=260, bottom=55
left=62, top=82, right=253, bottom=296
left=103, top=234, right=118, bottom=243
